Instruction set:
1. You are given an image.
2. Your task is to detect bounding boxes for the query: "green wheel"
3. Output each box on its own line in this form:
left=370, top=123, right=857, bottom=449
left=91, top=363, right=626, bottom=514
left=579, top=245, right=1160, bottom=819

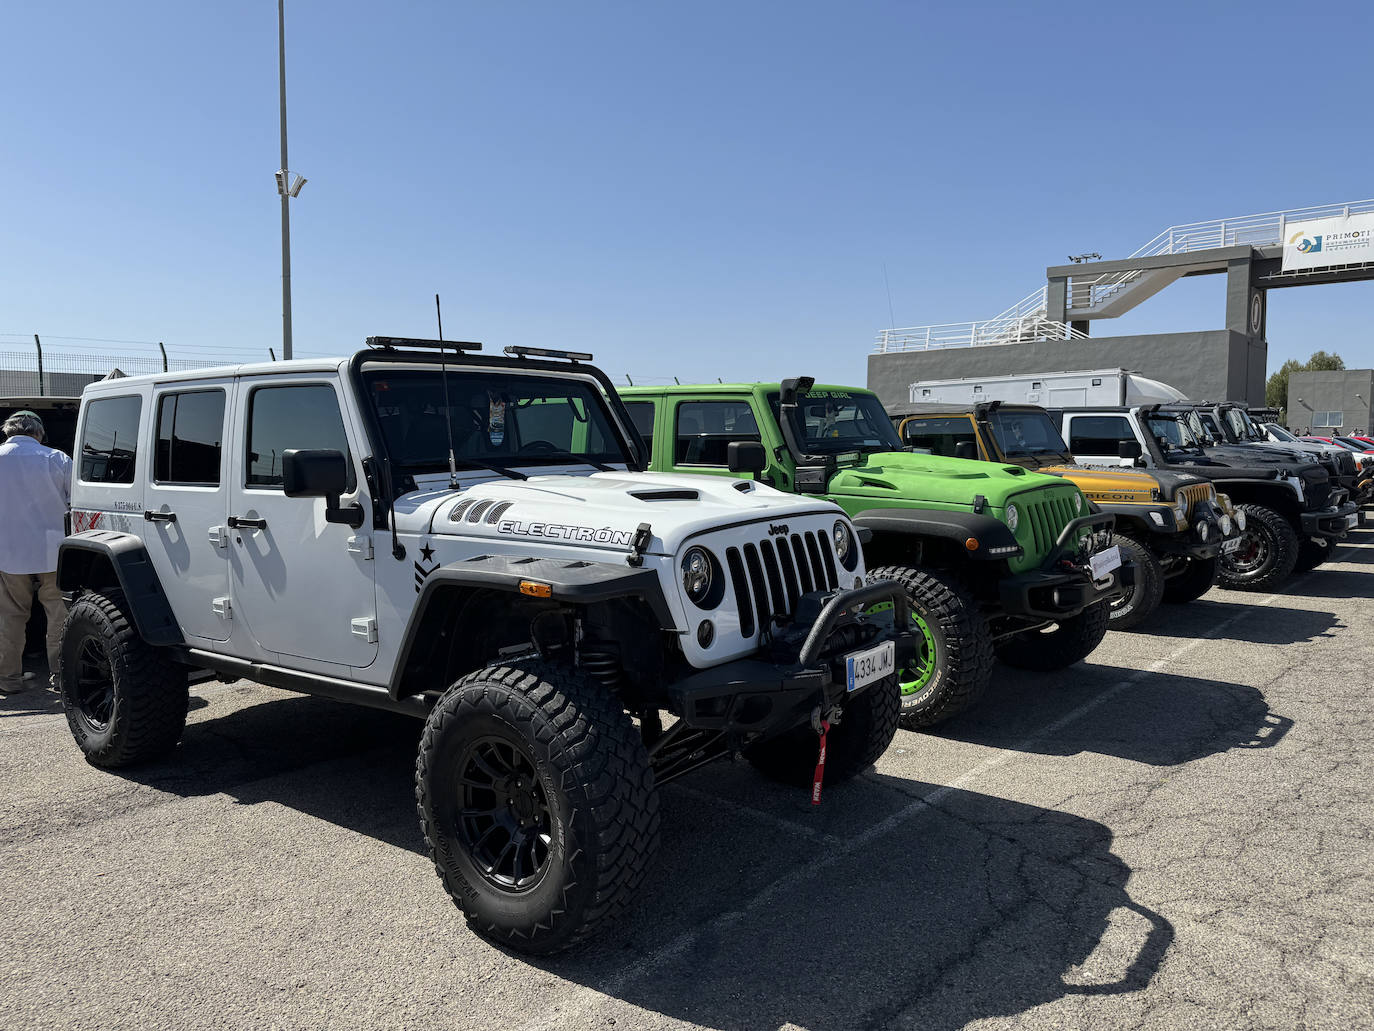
left=866, top=566, right=993, bottom=729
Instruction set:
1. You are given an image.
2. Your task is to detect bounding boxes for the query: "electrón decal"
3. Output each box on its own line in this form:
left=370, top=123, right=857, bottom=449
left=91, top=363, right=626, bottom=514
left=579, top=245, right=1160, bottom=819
left=497, top=520, right=634, bottom=545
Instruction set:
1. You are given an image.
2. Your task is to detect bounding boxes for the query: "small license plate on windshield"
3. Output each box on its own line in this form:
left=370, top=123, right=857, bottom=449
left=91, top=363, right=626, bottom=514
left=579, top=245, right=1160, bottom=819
left=846, top=640, right=895, bottom=693
left=1089, top=546, right=1122, bottom=580
left=1222, top=536, right=1243, bottom=554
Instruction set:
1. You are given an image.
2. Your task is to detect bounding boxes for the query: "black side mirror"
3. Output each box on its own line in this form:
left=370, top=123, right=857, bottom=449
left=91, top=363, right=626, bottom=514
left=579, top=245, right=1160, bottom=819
left=283, top=449, right=364, bottom=528
left=954, top=440, right=978, bottom=461
left=727, top=440, right=767, bottom=480
left=1118, top=440, right=1143, bottom=460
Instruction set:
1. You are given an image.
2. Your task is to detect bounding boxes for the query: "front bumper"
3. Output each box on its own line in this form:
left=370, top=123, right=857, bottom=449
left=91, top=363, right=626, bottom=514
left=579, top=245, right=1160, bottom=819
left=666, top=581, right=915, bottom=739
left=1301, top=501, right=1359, bottom=540
left=999, top=513, right=1122, bottom=621
left=1155, top=501, right=1242, bottom=560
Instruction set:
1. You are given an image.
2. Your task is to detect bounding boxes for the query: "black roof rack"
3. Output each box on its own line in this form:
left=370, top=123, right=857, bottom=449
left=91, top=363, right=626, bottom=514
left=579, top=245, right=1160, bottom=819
left=504, top=345, right=593, bottom=362
left=365, top=336, right=482, bottom=351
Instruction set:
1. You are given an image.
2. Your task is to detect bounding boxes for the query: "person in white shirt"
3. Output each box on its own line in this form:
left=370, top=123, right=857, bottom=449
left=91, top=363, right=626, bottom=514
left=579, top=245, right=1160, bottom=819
left=0, top=410, right=73, bottom=694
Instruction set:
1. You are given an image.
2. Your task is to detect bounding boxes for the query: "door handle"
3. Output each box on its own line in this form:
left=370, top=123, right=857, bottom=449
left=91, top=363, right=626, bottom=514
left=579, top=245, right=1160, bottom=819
left=143, top=510, right=178, bottom=523
left=227, top=516, right=268, bottom=530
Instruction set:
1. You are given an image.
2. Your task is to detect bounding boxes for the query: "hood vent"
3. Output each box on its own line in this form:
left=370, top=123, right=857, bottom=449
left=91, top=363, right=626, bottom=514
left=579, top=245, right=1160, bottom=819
left=629, top=489, right=700, bottom=501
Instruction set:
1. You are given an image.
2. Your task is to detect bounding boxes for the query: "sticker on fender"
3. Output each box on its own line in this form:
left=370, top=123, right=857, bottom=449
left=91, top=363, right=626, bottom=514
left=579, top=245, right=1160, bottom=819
left=846, top=640, right=895, bottom=693
left=1090, top=545, right=1122, bottom=580
left=1222, top=537, right=1243, bottom=554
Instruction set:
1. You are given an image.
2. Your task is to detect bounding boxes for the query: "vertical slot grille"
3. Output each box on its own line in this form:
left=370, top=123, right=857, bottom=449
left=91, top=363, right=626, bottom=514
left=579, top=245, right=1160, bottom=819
left=759, top=539, right=789, bottom=614
left=742, top=544, right=773, bottom=635
left=725, top=547, right=754, bottom=639
left=723, top=525, right=839, bottom=641
left=790, top=535, right=815, bottom=593
left=817, top=532, right=839, bottom=589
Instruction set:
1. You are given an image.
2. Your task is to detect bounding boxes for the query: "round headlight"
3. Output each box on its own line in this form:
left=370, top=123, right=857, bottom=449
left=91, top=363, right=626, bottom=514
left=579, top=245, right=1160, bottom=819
left=681, top=547, right=713, bottom=604
left=1220, top=514, right=1233, bottom=536
left=833, top=520, right=858, bottom=570
left=1196, top=520, right=1211, bottom=542
left=1072, top=492, right=1083, bottom=513
left=1005, top=504, right=1019, bottom=531
left=1235, top=508, right=1247, bottom=531
left=1174, top=496, right=1189, bottom=520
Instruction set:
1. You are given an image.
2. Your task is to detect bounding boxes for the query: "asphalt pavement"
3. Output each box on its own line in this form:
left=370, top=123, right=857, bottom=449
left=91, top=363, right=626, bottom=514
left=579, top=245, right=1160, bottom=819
left=3, top=528, right=1372, bottom=1031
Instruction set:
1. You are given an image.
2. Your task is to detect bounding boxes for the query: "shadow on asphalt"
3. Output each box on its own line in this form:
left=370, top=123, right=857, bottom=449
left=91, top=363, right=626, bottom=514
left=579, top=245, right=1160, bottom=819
left=544, top=769, right=1174, bottom=1031
left=935, top=666, right=1292, bottom=766
left=104, top=692, right=1174, bottom=1029
left=1126, top=598, right=1341, bottom=645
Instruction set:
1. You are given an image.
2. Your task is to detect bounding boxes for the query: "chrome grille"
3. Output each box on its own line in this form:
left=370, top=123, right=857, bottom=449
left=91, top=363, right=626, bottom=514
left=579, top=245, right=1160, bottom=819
left=1178, top=483, right=1214, bottom=518
left=1023, top=494, right=1078, bottom=554
left=726, top=529, right=840, bottom=641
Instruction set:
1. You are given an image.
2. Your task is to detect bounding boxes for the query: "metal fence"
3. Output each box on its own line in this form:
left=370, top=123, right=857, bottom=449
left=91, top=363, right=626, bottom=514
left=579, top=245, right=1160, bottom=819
left=0, top=351, right=218, bottom=397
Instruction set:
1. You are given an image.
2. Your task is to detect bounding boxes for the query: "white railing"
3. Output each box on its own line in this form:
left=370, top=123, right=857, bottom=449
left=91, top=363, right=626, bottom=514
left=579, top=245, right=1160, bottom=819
left=1073, top=199, right=1374, bottom=310
left=876, top=198, right=1374, bottom=351
left=875, top=311, right=1087, bottom=352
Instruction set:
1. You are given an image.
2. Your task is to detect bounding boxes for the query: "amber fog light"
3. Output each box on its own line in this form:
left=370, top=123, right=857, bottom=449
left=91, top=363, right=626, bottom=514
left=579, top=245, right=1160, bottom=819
left=697, top=620, right=715, bottom=648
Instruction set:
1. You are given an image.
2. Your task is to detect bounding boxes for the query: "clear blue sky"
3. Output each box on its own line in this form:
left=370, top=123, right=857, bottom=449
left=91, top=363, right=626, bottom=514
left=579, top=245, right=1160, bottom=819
left=3, top=0, right=1371, bottom=386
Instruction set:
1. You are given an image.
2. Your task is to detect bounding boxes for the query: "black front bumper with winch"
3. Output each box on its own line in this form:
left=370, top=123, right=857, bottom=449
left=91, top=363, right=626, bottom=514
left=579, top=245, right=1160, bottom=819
left=665, top=580, right=915, bottom=740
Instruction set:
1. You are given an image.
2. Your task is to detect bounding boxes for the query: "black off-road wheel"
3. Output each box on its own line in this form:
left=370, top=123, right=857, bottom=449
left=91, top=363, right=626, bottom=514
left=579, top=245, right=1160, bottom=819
left=994, top=601, right=1110, bottom=672
left=1217, top=504, right=1299, bottom=591
left=58, top=590, right=189, bottom=768
left=1294, top=537, right=1336, bottom=573
left=864, top=564, right=993, bottom=729
left=416, top=659, right=660, bottom=956
left=1107, top=534, right=1165, bottom=630
left=1161, top=556, right=1217, bottom=604
left=744, top=672, right=901, bottom=787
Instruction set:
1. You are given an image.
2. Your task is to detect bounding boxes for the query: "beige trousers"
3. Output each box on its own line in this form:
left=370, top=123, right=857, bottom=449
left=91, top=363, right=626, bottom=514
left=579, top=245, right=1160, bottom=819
left=0, top=571, right=66, bottom=689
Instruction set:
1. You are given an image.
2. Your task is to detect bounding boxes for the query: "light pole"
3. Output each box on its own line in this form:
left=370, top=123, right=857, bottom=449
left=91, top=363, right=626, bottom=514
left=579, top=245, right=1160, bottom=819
left=275, top=0, right=306, bottom=360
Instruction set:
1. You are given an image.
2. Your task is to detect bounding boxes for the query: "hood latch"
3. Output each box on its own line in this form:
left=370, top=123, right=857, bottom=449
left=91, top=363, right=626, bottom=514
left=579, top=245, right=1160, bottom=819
left=627, top=522, right=653, bottom=567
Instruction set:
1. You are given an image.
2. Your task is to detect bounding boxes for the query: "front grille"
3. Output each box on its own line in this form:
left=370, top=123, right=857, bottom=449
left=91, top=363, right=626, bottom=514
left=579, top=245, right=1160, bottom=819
left=1022, top=494, right=1078, bottom=555
left=726, top=530, right=840, bottom=641
left=1305, top=477, right=1333, bottom=508
left=1336, top=451, right=1357, bottom=476
left=1177, top=483, right=1214, bottom=518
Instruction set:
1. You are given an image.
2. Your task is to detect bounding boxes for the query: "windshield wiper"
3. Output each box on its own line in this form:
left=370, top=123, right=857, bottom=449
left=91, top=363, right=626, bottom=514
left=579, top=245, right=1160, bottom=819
left=401, top=457, right=529, bottom=481
left=519, top=450, right=615, bottom=472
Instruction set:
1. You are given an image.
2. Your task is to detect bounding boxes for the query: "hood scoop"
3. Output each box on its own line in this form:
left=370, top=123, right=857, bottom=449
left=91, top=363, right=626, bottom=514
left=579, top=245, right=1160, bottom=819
left=629, top=488, right=701, bottom=501
left=447, top=498, right=515, bottom=525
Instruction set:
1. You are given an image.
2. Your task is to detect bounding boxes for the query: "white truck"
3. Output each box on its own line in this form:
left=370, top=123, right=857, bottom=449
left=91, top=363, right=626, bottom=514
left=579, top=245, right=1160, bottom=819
left=55, top=338, right=913, bottom=955
left=909, top=368, right=1187, bottom=408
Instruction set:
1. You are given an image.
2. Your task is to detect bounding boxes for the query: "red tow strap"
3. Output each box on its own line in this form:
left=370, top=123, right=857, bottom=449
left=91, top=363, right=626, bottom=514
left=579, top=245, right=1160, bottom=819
left=811, top=720, right=830, bottom=805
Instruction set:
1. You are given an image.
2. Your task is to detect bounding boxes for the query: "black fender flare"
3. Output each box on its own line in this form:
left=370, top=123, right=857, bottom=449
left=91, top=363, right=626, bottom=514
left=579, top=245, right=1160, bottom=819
left=389, top=556, right=676, bottom=697
left=56, top=531, right=183, bottom=646
left=852, top=508, right=1020, bottom=560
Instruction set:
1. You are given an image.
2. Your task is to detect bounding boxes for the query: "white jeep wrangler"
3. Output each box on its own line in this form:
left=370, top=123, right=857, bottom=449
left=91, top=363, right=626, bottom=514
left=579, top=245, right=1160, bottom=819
left=57, top=338, right=912, bottom=954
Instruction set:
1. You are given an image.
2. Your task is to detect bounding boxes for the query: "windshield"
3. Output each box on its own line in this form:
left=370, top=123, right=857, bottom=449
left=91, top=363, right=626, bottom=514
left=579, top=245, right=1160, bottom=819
left=987, top=409, right=1070, bottom=456
left=361, top=365, right=632, bottom=472
left=1334, top=437, right=1368, bottom=451
left=769, top=389, right=904, bottom=455
left=1266, top=423, right=1298, bottom=442
left=1196, top=412, right=1224, bottom=443
left=1224, top=408, right=1262, bottom=442
left=1145, top=413, right=1202, bottom=451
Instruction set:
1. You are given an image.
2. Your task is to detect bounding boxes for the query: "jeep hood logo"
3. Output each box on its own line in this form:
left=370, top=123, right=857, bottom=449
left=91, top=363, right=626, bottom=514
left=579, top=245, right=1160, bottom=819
left=768, top=523, right=789, bottom=536
left=497, top=519, right=635, bottom=546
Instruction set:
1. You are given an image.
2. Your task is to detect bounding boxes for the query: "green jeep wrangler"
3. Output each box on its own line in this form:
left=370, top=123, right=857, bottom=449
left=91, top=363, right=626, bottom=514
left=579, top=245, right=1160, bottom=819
left=622, top=379, right=1121, bottom=728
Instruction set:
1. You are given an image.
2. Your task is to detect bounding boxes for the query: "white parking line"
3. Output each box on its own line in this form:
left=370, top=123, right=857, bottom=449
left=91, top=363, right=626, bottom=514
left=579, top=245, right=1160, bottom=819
left=518, top=577, right=1311, bottom=1031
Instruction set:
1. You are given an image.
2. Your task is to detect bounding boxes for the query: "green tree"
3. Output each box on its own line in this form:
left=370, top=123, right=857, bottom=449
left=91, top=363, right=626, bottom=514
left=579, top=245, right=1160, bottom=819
left=1265, top=351, right=1344, bottom=423
left=1305, top=350, right=1345, bottom=371
left=1266, top=358, right=1303, bottom=412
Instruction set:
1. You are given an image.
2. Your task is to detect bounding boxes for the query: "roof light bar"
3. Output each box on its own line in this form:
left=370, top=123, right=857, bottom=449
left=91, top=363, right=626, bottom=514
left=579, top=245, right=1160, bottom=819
left=503, top=345, right=593, bottom=362
left=365, top=336, right=483, bottom=351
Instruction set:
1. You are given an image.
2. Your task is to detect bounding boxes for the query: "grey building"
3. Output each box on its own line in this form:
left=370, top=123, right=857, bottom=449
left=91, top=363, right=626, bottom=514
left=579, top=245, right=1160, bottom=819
left=1287, top=370, right=1374, bottom=436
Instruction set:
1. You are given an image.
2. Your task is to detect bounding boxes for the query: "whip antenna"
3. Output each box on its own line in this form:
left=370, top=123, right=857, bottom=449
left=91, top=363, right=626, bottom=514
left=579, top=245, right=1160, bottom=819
left=435, top=293, right=459, bottom=489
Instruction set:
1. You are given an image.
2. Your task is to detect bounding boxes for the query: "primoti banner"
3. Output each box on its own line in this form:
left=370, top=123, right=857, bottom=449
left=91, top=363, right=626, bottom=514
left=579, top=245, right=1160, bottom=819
left=1282, top=211, right=1374, bottom=270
